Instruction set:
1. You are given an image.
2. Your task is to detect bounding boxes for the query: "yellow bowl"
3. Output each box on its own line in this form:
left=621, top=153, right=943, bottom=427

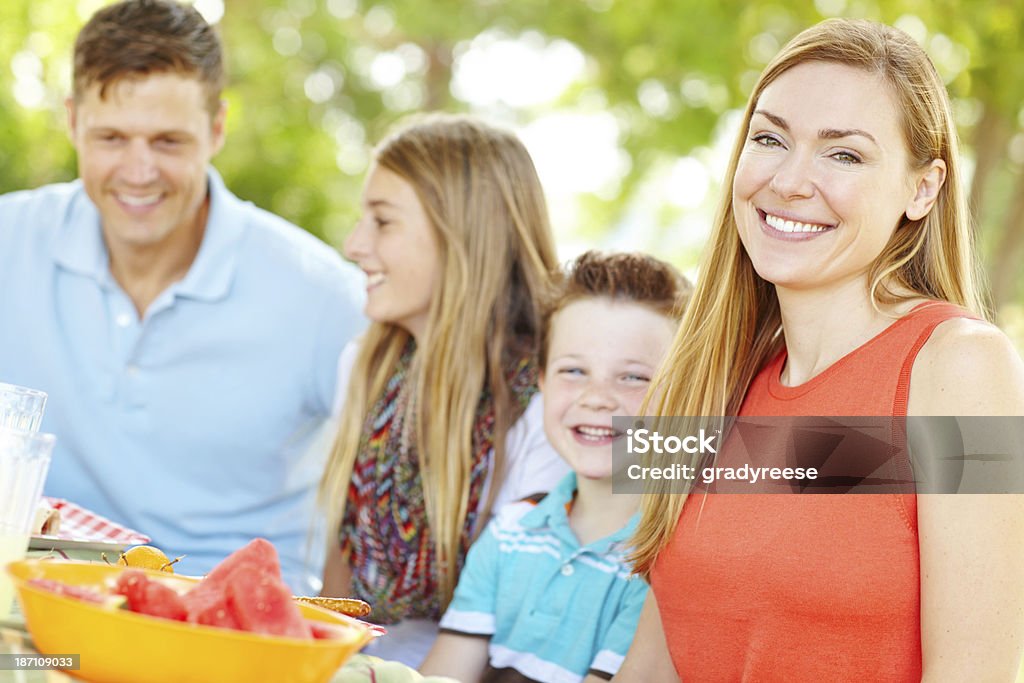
left=7, top=559, right=374, bottom=683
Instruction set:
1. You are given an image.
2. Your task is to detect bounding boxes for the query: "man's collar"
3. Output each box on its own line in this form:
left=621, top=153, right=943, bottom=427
left=173, top=167, right=242, bottom=302
left=51, top=180, right=109, bottom=284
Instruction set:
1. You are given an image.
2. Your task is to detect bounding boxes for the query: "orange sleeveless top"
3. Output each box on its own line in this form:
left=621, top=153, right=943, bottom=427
left=650, top=302, right=974, bottom=682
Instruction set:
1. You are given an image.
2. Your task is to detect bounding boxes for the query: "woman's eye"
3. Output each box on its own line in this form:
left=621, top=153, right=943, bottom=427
left=751, top=133, right=783, bottom=148
left=559, top=367, right=584, bottom=376
left=831, top=151, right=862, bottom=165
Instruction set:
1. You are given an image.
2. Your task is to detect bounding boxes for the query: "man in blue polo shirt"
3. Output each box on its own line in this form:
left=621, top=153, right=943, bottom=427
left=0, top=0, right=364, bottom=592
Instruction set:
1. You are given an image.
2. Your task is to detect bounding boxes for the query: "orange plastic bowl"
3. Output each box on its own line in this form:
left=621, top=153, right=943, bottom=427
left=7, top=559, right=374, bottom=683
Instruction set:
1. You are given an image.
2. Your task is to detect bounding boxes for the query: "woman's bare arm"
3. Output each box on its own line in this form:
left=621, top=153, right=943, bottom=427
left=911, top=319, right=1024, bottom=680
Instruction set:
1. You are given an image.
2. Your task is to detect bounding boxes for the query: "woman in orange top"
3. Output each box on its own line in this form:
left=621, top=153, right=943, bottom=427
left=614, top=19, right=1024, bottom=682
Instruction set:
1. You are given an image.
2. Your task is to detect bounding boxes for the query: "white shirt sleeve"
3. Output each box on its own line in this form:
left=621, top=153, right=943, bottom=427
left=490, top=392, right=570, bottom=512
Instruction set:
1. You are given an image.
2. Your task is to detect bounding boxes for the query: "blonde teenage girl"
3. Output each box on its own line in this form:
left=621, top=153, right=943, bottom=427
left=321, top=115, right=568, bottom=665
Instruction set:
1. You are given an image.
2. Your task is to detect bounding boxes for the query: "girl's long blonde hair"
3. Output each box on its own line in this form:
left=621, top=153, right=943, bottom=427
left=631, top=18, right=987, bottom=578
left=319, top=114, right=558, bottom=606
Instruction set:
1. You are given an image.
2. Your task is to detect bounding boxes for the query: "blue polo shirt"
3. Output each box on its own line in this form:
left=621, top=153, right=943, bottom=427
left=0, top=169, right=365, bottom=591
left=439, top=473, right=647, bottom=683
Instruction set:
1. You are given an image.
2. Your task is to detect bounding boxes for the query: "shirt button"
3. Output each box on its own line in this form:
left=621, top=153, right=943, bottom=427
left=116, top=313, right=133, bottom=327
left=125, top=364, right=139, bottom=377
left=560, top=564, right=574, bottom=577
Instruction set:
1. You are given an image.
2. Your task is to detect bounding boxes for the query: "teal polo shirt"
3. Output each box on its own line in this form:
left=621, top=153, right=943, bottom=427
left=439, top=473, right=647, bottom=682
left=0, top=169, right=365, bottom=591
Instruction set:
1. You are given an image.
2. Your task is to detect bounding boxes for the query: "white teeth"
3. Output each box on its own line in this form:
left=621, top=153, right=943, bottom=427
left=576, top=426, right=617, bottom=438
left=366, top=273, right=385, bottom=287
left=765, top=213, right=831, bottom=233
left=117, top=193, right=161, bottom=207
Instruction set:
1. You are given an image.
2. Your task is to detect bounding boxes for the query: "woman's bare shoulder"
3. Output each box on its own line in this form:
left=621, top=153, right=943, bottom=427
left=910, top=317, right=1024, bottom=415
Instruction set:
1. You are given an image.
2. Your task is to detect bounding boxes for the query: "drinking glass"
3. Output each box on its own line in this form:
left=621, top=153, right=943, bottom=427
left=0, top=382, right=47, bottom=432
left=0, top=428, right=56, bottom=618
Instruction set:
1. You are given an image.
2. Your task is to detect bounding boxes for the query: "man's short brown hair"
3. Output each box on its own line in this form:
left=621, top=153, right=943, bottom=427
left=73, top=0, right=224, bottom=115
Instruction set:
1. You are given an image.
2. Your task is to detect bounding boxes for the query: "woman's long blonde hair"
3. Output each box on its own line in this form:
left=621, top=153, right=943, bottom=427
left=319, top=114, right=558, bottom=606
left=631, top=18, right=987, bottom=577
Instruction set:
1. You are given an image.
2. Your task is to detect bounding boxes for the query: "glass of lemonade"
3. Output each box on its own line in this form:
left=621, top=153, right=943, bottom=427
left=0, top=382, right=47, bottom=433
left=1, top=428, right=56, bottom=619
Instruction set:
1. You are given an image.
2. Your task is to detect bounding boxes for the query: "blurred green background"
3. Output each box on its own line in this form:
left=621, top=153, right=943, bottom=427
left=2, top=0, right=1023, bottom=347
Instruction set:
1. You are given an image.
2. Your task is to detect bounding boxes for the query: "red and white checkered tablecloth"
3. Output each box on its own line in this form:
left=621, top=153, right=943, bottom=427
left=42, top=497, right=150, bottom=546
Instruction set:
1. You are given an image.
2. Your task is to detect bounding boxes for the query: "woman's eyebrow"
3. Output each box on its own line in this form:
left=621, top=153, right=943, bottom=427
left=752, top=109, right=789, bottom=130
left=753, top=109, right=878, bottom=146
left=819, top=127, right=878, bottom=145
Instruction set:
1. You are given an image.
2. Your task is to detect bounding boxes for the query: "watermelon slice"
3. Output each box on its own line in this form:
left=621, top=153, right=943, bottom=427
left=181, top=538, right=279, bottom=628
left=307, top=616, right=386, bottom=640
left=308, top=620, right=346, bottom=640
left=114, top=570, right=187, bottom=621
left=199, top=538, right=281, bottom=585
left=189, top=593, right=242, bottom=630
left=180, top=538, right=315, bottom=638
left=226, top=564, right=311, bottom=639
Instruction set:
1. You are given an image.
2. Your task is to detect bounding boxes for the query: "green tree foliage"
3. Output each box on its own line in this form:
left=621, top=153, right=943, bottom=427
left=1, top=0, right=1021, bottom=336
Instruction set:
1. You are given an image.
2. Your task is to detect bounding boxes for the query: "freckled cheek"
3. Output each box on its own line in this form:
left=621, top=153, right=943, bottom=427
left=618, top=391, right=648, bottom=416
left=543, top=386, right=578, bottom=418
